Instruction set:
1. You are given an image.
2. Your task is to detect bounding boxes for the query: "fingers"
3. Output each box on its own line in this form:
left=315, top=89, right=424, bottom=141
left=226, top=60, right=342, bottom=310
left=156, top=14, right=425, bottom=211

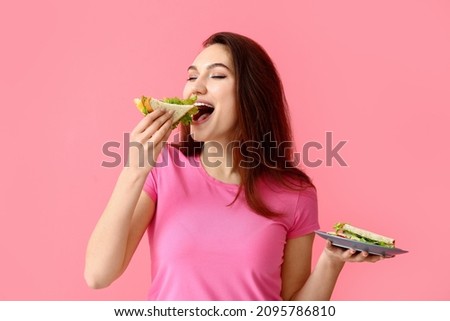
left=133, top=109, right=164, bottom=134
left=133, top=109, right=172, bottom=135
left=325, top=241, right=385, bottom=263
left=142, top=110, right=174, bottom=143
left=346, top=250, right=385, bottom=263
left=341, top=248, right=357, bottom=260
left=352, top=251, right=369, bottom=261
left=160, top=121, right=174, bottom=142
left=130, top=109, right=174, bottom=146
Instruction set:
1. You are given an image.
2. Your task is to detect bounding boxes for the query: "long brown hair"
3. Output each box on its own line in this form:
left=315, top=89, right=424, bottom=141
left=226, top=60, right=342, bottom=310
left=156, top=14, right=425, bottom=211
left=175, top=31, right=314, bottom=217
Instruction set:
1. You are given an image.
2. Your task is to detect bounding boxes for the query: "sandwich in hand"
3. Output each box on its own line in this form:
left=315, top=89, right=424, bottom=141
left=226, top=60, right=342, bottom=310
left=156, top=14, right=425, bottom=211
left=134, top=96, right=199, bottom=128
left=331, top=223, right=395, bottom=248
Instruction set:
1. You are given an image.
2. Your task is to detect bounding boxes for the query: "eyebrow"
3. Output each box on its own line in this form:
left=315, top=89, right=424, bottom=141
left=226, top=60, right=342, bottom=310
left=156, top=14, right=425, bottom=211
left=187, top=63, right=231, bottom=72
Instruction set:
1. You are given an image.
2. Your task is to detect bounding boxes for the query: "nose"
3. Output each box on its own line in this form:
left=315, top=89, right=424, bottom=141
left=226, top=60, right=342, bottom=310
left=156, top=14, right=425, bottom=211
left=190, top=78, right=207, bottom=96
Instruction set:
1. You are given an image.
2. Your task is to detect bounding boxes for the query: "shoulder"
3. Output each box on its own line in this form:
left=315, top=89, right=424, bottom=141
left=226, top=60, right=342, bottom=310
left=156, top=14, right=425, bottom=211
left=296, top=186, right=318, bottom=209
left=258, top=175, right=317, bottom=205
left=257, top=176, right=319, bottom=237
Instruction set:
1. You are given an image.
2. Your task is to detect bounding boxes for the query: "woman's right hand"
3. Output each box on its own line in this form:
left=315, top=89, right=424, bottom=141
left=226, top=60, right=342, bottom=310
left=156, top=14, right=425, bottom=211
left=85, top=108, right=174, bottom=289
left=126, top=109, right=174, bottom=173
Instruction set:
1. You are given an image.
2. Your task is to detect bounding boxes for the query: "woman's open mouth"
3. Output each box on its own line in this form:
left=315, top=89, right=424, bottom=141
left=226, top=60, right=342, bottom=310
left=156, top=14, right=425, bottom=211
left=192, top=102, right=214, bottom=124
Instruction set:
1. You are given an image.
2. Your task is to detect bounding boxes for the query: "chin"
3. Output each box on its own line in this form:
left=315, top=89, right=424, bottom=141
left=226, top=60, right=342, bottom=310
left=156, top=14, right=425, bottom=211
left=190, top=125, right=235, bottom=146
left=189, top=129, right=207, bottom=143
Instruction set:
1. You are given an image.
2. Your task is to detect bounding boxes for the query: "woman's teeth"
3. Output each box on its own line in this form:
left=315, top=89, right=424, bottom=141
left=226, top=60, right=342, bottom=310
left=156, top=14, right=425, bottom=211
left=194, top=102, right=214, bottom=108
left=193, top=102, right=215, bottom=122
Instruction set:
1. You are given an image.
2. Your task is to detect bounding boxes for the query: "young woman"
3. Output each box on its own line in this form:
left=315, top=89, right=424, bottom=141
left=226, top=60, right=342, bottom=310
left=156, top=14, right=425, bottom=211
left=85, top=32, right=383, bottom=300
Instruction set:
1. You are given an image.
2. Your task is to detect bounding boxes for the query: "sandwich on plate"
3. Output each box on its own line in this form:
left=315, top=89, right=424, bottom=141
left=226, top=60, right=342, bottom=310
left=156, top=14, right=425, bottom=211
left=331, top=223, right=395, bottom=248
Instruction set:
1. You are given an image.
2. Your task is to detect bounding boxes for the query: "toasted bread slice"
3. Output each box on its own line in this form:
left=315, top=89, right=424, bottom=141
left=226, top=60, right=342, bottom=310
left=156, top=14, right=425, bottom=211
left=134, top=96, right=198, bottom=125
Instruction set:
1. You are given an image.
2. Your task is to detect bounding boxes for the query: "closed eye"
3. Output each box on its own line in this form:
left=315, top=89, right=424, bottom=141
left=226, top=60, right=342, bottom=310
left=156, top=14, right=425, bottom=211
left=187, top=74, right=226, bottom=81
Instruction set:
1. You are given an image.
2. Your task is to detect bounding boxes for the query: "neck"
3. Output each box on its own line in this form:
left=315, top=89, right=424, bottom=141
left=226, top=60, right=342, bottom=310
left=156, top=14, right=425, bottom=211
left=200, top=141, right=240, bottom=184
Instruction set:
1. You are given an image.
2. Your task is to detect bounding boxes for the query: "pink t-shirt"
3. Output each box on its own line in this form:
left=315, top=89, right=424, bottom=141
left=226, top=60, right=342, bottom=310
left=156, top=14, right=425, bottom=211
left=143, top=145, right=319, bottom=300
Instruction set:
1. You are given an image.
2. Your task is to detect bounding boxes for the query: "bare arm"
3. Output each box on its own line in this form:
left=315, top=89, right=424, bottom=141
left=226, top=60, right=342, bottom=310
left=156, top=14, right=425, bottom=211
left=84, top=173, right=154, bottom=288
left=290, top=240, right=345, bottom=300
left=281, top=234, right=314, bottom=300
left=84, top=109, right=173, bottom=288
left=283, top=237, right=384, bottom=301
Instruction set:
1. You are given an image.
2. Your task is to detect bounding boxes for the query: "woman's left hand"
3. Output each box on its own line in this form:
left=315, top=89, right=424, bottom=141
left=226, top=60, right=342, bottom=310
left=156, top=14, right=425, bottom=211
left=324, top=240, right=386, bottom=263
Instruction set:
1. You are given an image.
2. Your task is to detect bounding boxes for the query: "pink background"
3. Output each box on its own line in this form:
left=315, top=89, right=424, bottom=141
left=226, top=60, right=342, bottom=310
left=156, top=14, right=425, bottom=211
left=1, top=0, right=449, bottom=300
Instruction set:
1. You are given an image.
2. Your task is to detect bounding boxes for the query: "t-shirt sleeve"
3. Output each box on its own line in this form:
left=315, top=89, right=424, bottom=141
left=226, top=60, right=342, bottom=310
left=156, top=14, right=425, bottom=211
left=142, top=145, right=172, bottom=202
left=287, top=187, right=320, bottom=239
left=143, top=167, right=158, bottom=202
